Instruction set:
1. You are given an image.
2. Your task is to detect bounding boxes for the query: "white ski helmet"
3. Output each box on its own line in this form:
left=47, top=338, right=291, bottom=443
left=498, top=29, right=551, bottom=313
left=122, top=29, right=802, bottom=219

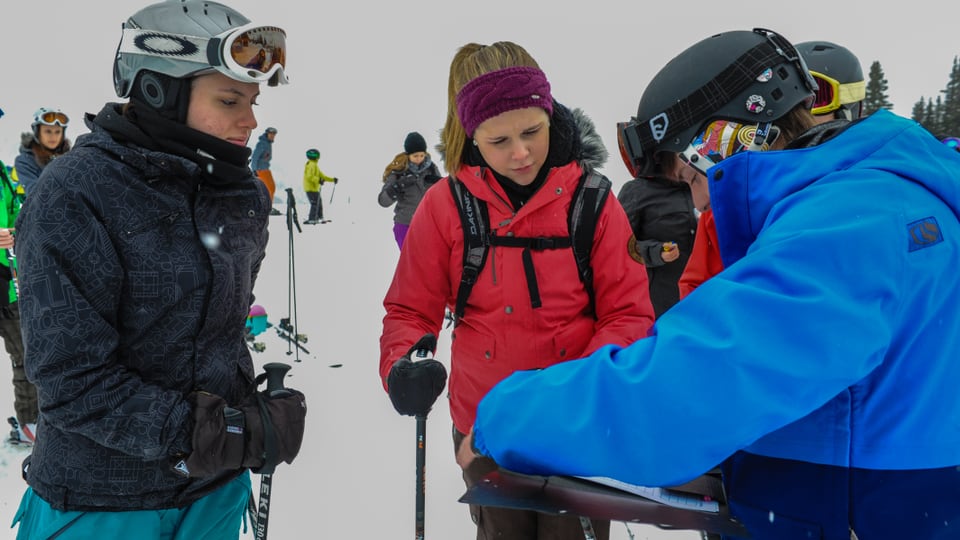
left=113, top=0, right=288, bottom=117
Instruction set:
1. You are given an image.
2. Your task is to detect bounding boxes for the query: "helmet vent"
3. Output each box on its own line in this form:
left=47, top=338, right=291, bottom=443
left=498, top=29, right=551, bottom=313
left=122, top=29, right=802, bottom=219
left=771, top=88, right=783, bottom=101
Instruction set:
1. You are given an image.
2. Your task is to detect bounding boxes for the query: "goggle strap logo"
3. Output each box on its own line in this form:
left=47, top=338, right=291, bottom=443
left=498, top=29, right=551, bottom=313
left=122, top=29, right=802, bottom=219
left=648, top=113, right=669, bottom=143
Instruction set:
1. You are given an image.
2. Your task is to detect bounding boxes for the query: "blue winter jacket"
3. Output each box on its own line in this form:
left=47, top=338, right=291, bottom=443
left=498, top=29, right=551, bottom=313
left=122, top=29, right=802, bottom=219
left=250, top=132, right=272, bottom=172
left=473, top=110, right=960, bottom=486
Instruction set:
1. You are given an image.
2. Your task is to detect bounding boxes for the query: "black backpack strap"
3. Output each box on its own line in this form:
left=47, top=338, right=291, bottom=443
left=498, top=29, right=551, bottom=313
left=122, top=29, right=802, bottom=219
left=449, top=177, right=490, bottom=322
left=489, top=235, right=572, bottom=309
left=569, top=171, right=612, bottom=316
left=448, top=172, right=609, bottom=320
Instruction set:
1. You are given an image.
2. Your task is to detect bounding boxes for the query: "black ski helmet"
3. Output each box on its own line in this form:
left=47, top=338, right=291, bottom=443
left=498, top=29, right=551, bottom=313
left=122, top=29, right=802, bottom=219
left=619, top=28, right=817, bottom=177
left=306, top=148, right=320, bottom=160
left=795, top=41, right=865, bottom=120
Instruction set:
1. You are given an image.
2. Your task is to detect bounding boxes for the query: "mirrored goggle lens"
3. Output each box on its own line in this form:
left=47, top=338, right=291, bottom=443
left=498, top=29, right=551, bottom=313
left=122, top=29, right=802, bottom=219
left=693, top=120, right=751, bottom=163
left=616, top=121, right=643, bottom=178
left=810, top=71, right=840, bottom=114
left=39, top=111, right=69, bottom=126
left=693, top=120, right=778, bottom=163
left=225, top=26, right=286, bottom=80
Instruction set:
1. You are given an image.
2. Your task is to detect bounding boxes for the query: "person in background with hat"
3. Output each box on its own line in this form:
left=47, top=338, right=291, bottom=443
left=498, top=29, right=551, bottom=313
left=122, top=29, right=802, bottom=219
left=0, top=107, right=37, bottom=447
left=11, top=1, right=306, bottom=538
left=302, top=147, right=338, bottom=224
left=456, top=28, right=960, bottom=539
left=251, top=126, right=278, bottom=202
left=14, top=107, right=72, bottom=196
left=378, top=131, right=442, bottom=248
left=380, top=40, right=653, bottom=539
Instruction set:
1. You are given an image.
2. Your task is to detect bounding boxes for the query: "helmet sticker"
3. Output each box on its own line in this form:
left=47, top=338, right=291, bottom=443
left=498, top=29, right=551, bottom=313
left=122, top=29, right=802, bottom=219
left=649, top=113, right=669, bottom=143
left=134, top=33, right=200, bottom=57
left=755, top=68, right=773, bottom=83
left=745, top=95, right=766, bottom=114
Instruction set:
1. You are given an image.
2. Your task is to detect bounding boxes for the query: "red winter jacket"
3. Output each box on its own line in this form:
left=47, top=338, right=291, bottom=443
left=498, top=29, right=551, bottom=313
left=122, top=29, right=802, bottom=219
left=678, top=208, right=724, bottom=299
left=380, top=162, right=654, bottom=433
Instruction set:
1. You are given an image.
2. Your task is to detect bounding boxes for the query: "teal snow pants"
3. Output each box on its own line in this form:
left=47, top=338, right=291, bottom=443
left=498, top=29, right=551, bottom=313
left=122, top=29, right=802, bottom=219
left=12, top=472, right=251, bottom=539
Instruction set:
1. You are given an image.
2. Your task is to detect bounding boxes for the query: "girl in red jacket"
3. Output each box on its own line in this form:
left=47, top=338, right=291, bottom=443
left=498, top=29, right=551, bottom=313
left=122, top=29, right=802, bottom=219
left=379, top=40, right=654, bottom=540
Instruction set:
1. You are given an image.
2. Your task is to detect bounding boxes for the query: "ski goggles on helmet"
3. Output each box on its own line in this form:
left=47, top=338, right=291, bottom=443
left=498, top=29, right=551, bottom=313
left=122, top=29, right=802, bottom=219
left=616, top=120, right=646, bottom=178
left=809, top=71, right=865, bottom=115
left=35, top=109, right=69, bottom=127
left=680, top=120, right=780, bottom=175
left=119, top=23, right=288, bottom=86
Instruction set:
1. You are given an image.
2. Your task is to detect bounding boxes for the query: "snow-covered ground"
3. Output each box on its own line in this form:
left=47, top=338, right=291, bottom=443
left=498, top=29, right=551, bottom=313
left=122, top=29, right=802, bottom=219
left=0, top=191, right=697, bottom=539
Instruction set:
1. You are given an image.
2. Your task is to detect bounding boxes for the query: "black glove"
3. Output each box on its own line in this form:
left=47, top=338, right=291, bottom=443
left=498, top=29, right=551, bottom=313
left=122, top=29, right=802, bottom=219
left=387, top=334, right=447, bottom=417
left=385, top=182, right=402, bottom=200
left=333, top=177, right=339, bottom=184
left=424, top=174, right=442, bottom=186
left=179, top=385, right=307, bottom=478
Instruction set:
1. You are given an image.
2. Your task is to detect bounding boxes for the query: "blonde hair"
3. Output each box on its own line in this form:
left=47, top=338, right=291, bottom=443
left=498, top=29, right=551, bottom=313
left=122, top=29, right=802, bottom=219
left=439, top=41, right=541, bottom=174
left=382, top=152, right=409, bottom=182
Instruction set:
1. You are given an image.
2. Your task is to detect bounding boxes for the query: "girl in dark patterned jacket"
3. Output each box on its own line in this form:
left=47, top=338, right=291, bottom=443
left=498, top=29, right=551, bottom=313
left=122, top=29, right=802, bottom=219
left=12, top=2, right=306, bottom=539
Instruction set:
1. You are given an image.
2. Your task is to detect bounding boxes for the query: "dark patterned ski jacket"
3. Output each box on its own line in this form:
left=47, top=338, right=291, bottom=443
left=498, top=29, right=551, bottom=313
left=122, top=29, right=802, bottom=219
left=15, top=103, right=270, bottom=511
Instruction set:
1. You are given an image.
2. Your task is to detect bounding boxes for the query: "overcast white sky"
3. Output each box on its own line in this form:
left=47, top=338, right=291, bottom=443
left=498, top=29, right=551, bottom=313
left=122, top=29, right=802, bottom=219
left=3, top=0, right=960, bottom=201
left=1, top=1, right=959, bottom=538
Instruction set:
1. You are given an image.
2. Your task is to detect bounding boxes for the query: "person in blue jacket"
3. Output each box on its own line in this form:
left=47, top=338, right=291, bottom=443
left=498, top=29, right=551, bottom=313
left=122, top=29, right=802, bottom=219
left=457, top=28, right=960, bottom=540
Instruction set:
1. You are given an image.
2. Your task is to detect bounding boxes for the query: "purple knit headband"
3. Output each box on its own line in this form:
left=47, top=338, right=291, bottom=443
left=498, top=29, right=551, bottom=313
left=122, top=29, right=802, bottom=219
left=456, top=66, right=554, bottom=136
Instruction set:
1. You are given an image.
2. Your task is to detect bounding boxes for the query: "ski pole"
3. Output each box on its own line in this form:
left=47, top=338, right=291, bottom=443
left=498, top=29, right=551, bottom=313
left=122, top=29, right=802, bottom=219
left=253, top=362, right=292, bottom=540
left=415, top=414, right=427, bottom=540
left=328, top=181, right=337, bottom=205
left=411, top=345, right=434, bottom=540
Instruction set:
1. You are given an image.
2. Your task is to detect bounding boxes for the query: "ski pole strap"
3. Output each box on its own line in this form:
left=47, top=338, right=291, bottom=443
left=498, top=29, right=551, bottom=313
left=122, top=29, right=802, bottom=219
left=254, top=473, right=273, bottom=540
left=254, top=393, right=279, bottom=475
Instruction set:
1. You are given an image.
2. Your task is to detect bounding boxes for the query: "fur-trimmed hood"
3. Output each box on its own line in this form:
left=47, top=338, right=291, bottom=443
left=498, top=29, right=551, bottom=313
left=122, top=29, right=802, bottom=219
left=565, top=104, right=608, bottom=174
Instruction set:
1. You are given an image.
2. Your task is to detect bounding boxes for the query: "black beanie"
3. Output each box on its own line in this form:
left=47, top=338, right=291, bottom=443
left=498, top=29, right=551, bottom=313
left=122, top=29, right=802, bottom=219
left=404, top=132, right=427, bottom=154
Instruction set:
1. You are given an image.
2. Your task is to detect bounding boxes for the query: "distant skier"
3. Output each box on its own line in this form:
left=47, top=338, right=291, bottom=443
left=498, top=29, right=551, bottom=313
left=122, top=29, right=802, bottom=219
left=378, top=131, right=441, bottom=248
left=302, top=148, right=337, bottom=224
left=15, top=107, right=72, bottom=196
left=0, top=108, right=36, bottom=446
left=251, top=126, right=278, bottom=202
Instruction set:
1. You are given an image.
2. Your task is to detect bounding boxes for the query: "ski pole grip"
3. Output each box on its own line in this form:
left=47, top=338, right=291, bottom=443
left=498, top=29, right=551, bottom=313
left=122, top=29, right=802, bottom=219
left=262, top=362, right=291, bottom=396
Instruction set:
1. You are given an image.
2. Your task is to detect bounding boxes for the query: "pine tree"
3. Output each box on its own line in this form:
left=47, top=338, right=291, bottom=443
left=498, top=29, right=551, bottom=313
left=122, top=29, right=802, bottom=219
left=940, top=56, right=960, bottom=137
left=863, top=61, right=894, bottom=115
left=911, top=99, right=926, bottom=123
left=928, top=96, right=944, bottom=137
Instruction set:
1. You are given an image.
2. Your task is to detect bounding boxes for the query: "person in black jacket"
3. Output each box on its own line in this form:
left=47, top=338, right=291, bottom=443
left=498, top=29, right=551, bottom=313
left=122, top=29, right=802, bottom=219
left=617, top=152, right=700, bottom=317
left=12, top=2, right=306, bottom=538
